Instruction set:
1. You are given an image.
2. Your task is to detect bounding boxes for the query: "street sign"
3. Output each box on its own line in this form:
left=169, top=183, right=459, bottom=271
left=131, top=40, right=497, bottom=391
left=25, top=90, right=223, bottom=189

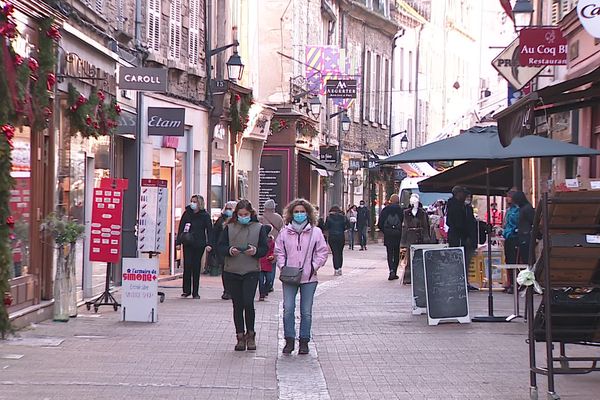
left=326, top=79, right=357, bottom=99
left=147, top=107, right=185, bottom=136
left=121, top=258, right=159, bottom=323
left=119, top=67, right=167, bottom=92
left=210, top=79, right=229, bottom=94
left=519, top=27, right=567, bottom=66
left=492, top=37, right=544, bottom=90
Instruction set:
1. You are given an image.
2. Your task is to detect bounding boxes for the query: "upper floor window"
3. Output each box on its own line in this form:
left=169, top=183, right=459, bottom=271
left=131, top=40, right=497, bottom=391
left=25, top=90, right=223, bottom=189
left=147, top=0, right=161, bottom=52
left=83, top=0, right=103, bottom=15
left=169, top=0, right=183, bottom=60
left=189, top=0, right=200, bottom=66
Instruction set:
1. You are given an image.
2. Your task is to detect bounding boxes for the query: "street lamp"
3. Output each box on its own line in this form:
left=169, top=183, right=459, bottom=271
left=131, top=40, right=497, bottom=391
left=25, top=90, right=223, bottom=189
left=308, top=96, right=321, bottom=118
left=512, top=0, right=534, bottom=30
left=341, top=112, right=351, bottom=133
left=400, top=134, right=409, bottom=151
left=226, top=50, right=245, bottom=81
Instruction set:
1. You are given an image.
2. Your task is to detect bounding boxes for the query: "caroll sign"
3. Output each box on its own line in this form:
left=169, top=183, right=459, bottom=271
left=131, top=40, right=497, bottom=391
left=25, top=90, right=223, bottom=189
left=578, top=0, right=600, bottom=38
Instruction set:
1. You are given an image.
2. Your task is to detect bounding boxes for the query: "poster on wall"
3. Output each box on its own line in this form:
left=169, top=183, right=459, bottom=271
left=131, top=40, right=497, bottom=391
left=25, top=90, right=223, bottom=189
left=138, top=179, right=168, bottom=254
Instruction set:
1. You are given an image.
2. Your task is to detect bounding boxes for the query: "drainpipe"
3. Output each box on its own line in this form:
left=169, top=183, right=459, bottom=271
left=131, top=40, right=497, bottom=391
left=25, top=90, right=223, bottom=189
left=413, top=24, right=424, bottom=148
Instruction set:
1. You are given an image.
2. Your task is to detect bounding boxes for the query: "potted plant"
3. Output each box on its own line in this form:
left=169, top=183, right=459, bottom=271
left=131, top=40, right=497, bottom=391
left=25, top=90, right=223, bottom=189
left=40, top=214, right=84, bottom=321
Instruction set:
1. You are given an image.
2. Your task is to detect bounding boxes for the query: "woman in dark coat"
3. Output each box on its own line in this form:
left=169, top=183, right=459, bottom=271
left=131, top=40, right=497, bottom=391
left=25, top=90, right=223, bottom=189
left=400, top=194, right=431, bottom=284
left=324, top=205, right=349, bottom=276
left=176, top=195, right=214, bottom=299
left=511, top=191, right=535, bottom=264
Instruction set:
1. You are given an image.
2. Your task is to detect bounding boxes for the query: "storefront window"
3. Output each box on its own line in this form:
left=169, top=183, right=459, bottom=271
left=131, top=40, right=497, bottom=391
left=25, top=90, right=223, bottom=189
left=175, top=151, right=186, bottom=221
left=211, top=160, right=224, bottom=212
left=9, top=126, right=31, bottom=279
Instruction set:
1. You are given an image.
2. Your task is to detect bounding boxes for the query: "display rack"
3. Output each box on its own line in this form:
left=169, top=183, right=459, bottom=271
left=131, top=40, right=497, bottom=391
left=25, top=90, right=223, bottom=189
left=527, top=191, right=600, bottom=400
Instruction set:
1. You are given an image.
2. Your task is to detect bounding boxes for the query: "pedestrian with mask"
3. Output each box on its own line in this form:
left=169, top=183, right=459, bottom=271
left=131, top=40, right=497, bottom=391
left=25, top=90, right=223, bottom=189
left=275, top=199, right=329, bottom=355
left=511, top=191, right=535, bottom=265
left=214, top=201, right=237, bottom=300
left=218, top=200, right=269, bottom=351
left=464, top=191, right=479, bottom=291
left=502, top=191, right=519, bottom=293
left=259, top=199, right=284, bottom=293
left=346, top=204, right=358, bottom=250
left=324, top=205, right=349, bottom=275
left=176, top=195, right=214, bottom=299
left=356, top=200, right=370, bottom=251
left=400, top=193, right=431, bottom=284
left=377, top=194, right=404, bottom=280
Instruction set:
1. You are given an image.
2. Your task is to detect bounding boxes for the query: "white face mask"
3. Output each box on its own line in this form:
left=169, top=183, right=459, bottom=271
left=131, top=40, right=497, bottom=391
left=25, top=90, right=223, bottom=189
left=190, top=202, right=198, bottom=211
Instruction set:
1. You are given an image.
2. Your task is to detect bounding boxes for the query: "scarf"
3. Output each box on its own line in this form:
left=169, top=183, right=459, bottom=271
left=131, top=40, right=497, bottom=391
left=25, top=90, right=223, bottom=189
left=291, top=220, right=309, bottom=233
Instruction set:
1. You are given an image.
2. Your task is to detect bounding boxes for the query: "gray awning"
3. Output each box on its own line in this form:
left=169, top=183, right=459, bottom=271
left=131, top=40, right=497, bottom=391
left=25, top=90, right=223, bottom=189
left=299, top=152, right=337, bottom=171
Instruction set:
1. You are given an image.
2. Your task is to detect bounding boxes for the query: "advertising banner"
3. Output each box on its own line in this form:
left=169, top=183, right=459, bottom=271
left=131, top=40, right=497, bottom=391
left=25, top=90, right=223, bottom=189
left=519, top=27, right=567, bottom=66
left=138, top=179, right=168, bottom=254
left=121, top=258, right=159, bottom=323
left=90, top=187, right=124, bottom=263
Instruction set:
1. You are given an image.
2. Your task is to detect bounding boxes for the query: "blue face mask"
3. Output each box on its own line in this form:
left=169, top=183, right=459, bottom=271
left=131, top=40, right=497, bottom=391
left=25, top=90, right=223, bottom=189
left=189, top=203, right=198, bottom=211
left=238, top=215, right=251, bottom=225
left=224, top=210, right=233, bottom=218
left=293, top=212, right=308, bottom=223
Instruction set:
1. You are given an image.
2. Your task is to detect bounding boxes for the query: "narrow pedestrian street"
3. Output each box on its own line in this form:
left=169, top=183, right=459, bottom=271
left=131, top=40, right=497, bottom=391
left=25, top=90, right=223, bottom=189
left=1, top=245, right=597, bottom=400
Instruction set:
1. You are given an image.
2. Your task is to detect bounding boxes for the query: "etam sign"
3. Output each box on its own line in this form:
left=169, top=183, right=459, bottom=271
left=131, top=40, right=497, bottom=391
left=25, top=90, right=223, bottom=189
left=578, top=0, right=600, bottom=38
left=147, top=107, right=185, bottom=136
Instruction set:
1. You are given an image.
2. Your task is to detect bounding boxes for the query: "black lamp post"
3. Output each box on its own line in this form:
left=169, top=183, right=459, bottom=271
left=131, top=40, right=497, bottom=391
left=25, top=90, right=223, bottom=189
left=400, top=134, right=409, bottom=151
left=513, top=0, right=534, bottom=30
left=308, top=96, right=321, bottom=118
left=341, top=112, right=351, bottom=133
left=226, top=50, right=245, bottom=81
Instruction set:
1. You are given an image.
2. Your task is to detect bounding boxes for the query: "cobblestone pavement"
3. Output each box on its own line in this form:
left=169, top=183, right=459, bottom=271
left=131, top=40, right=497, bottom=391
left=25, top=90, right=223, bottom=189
left=1, top=244, right=599, bottom=399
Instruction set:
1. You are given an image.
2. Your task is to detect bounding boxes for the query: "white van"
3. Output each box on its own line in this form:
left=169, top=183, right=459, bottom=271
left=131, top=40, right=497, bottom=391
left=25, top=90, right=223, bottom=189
left=398, top=177, right=451, bottom=209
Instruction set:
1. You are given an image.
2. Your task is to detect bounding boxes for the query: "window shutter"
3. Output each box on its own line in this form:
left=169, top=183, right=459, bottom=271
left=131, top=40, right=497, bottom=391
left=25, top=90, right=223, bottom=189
left=117, top=0, right=124, bottom=30
left=169, top=0, right=182, bottom=60
left=369, top=52, right=376, bottom=122
left=189, top=0, right=200, bottom=66
left=147, top=0, right=161, bottom=53
left=551, top=0, right=560, bottom=25
left=95, top=0, right=103, bottom=14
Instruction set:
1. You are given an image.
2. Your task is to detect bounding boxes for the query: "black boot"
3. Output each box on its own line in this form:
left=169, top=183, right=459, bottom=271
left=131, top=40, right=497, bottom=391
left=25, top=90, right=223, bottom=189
left=282, top=337, right=295, bottom=354
left=235, top=333, right=246, bottom=351
left=298, top=339, right=310, bottom=355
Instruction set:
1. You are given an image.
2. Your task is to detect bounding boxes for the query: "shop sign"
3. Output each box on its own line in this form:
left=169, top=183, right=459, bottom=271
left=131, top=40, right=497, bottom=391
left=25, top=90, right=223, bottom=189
left=348, top=158, right=362, bottom=170
left=147, top=107, right=185, bottom=136
left=319, top=146, right=338, bottom=164
left=121, top=258, right=159, bottom=323
left=519, top=27, right=567, bottom=66
left=63, top=52, right=117, bottom=95
left=138, top=179, right=168, bottom=254
left=578, top=0, right=600, bottom=38
left=363, top=159, right=379, bottom=170
left=117, top=110, right=137, bottom=136
left=326, top=79, right=357, bottom=99
left=119, top=67, right=168, bottom=92
left=492, top=37, right=544, bottom=90
left=90, top=187, right=125, bottom=263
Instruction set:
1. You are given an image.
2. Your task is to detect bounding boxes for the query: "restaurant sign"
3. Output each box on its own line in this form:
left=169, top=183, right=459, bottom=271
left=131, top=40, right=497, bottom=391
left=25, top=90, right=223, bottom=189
left=519, top=27, right=567, bottom=66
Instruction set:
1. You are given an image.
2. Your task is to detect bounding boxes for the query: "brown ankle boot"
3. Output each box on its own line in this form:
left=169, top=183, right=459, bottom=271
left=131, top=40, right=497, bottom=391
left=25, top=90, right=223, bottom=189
left=235, top=333, right=246, bottom=351
left=246, top=331, right=256, bottom=351
left=282, top=337, right=295, bottom=354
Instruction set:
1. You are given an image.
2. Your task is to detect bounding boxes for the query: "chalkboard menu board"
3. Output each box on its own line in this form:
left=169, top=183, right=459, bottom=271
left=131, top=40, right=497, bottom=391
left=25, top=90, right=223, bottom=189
left=423, top=247, right=470, bottom=325
left=259, top=154, right=284, bottom=214
left=410, top=244, right=447, bottom=315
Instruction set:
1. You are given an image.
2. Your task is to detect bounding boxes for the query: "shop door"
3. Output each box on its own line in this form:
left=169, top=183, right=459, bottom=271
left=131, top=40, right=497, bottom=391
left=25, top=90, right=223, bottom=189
left=159, top=167, right=173, bottom=275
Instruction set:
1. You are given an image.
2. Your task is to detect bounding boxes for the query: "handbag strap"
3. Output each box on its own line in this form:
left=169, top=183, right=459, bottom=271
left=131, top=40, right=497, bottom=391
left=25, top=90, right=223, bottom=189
left=282, top=226, right=315, bottom=270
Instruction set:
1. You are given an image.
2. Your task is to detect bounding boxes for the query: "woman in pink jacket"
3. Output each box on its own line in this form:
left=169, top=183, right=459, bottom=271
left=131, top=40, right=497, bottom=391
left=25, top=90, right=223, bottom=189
left=274, top=199, right=329, bottom=355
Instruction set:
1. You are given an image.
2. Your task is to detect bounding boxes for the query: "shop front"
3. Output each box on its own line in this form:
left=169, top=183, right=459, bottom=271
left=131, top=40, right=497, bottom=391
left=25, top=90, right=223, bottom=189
left=141, top=94, right=209, bottom=276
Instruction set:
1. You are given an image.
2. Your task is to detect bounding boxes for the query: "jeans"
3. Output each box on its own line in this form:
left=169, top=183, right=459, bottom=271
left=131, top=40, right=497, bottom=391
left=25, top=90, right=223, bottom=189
left=328, top=234, right=345, bottom=270
left=283, top=281, right=318, bottom=340
left=386, top=244, right=400, bottom=274
left=267, top=262, right=276, bottom=290
left=259, top=271, right=270, bottom=297
left=223, top=271, right=259, bottom=333
left=359, top=226, right=368, bottom=248
left=183, top=245, right=205, bottom=296
left=348, top=223, right=356, bottom=249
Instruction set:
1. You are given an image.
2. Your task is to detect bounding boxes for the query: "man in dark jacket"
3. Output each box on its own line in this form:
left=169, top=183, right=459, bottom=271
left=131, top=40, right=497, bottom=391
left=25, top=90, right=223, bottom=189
left=446, top=186, right=468, bottom=248
left=356, top=200, right=370, bottom=251
left=511, top=190, right=535, bottom=264
left=377, top=194, right=404, bottom=280
left=176, top=195, right=214, bottom=299
left=324, top=205, right=349, bottom=276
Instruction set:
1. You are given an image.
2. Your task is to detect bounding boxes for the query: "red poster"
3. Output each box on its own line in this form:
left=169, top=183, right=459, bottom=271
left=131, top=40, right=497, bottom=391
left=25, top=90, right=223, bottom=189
left=519, top=27, right=567, bottom=67
left=90, top=188, right=124, bottom=263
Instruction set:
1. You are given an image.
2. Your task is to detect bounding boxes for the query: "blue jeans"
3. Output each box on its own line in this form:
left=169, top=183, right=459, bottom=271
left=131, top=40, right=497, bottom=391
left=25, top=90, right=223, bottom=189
left=259, top=271, right=269, bottom=297
left=348, top=223, right=356, bottom=248
left=283, top=281, right=318, bottom=340
left=359, top=226, right=368, bottom=247
left=268, top=262, right=276, bottom=290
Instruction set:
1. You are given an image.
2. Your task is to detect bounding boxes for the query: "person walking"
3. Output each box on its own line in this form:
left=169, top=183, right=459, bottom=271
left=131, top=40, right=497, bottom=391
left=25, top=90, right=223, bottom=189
left=176, top=195, right=213, bottom=299
left=324, top=205, right=349, bottom=276
left=464, top=191, right=479, bottom=291
left=400, top=194, right=431, bottom=284
left=502, top=191, right=519, bottom=293
left=356, top=200, right=370, bottom=250
left=511, top=191, right=535, bottom=265
left=274, top=199, right=329, bottom=355
left=346, top=204, right=358, bottom=250
left=214, top=201, right=237, bottom=300
left=259, top=199, right=284, bottom=293
left=217, top=200, right=269, bottom=351
left=258, top=225, right=275, bottom=301
left=377, top=194, right=404, bottom=280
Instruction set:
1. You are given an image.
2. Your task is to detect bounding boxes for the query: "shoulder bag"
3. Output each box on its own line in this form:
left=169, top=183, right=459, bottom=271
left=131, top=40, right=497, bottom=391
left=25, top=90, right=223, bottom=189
left=279, top=228, right=314, bottom=286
